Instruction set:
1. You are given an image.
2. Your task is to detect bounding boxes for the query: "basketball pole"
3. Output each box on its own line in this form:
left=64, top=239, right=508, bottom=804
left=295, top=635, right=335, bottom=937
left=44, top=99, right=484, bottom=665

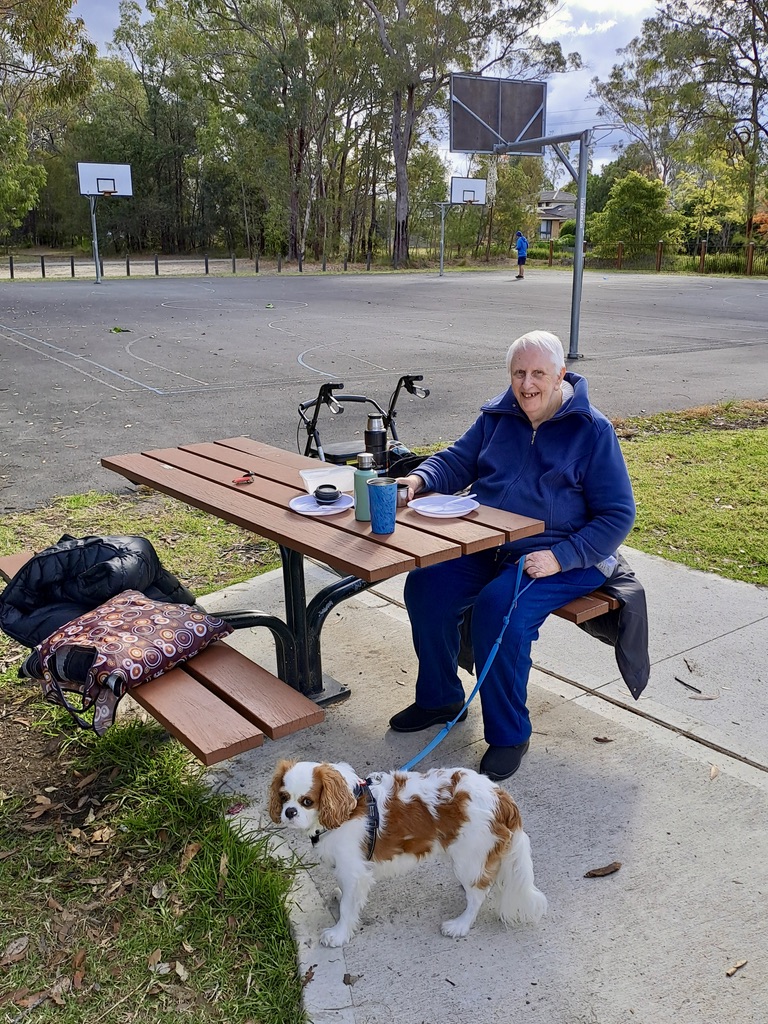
left=89, top=195, right=102, bottom=284
left=494, top=128, right=592, bottom=359
left=436, top=202, right=451, bottom=276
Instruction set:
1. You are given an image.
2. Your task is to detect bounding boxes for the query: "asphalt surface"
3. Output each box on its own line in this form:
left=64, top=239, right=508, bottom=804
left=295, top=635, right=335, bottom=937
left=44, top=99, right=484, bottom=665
left=1, top=268, right=766, bottom=511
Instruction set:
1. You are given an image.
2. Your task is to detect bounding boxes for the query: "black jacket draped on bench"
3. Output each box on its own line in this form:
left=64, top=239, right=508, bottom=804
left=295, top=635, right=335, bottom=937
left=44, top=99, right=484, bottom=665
left=0, top=534, right=194, bottom=649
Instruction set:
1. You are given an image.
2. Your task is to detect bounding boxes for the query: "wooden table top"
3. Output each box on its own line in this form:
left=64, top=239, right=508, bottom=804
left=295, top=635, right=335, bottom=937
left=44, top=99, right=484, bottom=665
left=102, top=438, right=544, bottom=584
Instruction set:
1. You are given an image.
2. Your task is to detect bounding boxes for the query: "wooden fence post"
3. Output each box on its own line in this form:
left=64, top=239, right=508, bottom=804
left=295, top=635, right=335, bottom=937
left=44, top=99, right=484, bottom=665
left=655, top=240, right=663, bottom=272
left=746, top=242, right=755, bottom=276
left=617, top=242, right=623, bottom=270
left=70, top=255, right=75, bottom=278
left=40, top=255, right=46, bottom=278
left=548, top=239, right=553, bottom=266
left=126, top=255, right=131, bottom=277
left=699, top=240, right=707, bottom=273
left=154, top=254, right=159, bottom=275
left=277, top=254, right=282, bottom=273
left=204, top=254, right=209, bottom=275
left=231, top=253, right=236, bottom=274
left=9, top=255, right=13, bottom=279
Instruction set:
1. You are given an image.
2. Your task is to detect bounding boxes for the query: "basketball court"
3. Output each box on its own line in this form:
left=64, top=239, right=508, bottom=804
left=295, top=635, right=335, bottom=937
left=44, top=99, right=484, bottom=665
left=1, top=270, right=766, bottom=511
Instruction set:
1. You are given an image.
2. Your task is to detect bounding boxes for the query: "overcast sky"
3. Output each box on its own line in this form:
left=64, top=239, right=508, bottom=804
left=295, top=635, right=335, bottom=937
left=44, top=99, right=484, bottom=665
left=72, top=0, right=657, bottom=174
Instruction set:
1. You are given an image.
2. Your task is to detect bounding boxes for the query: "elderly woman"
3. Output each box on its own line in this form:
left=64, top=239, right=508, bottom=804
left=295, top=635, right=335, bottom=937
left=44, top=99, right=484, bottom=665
left=392, top=330, right=636, bottom=780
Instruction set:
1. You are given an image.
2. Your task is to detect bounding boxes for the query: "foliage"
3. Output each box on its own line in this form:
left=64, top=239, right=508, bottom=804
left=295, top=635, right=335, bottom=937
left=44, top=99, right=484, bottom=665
left=588, top=171, right=684, bottom=257
left=0, top=113, right=46, bottom=236
left=0, top=0, right=96, bottom=114
left=585, top=144, right=656, bottom=216
left=656, top=0, right=768, bottom=238
left=673, top=162, right=745, bottom=250
left=356, top=0, right=579, bottom=265
left=589, top=16, right=709, bottom=185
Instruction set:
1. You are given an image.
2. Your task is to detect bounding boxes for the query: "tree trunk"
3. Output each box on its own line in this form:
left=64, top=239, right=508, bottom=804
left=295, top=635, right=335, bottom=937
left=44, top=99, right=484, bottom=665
left=391, top=85, right=415, bottom=267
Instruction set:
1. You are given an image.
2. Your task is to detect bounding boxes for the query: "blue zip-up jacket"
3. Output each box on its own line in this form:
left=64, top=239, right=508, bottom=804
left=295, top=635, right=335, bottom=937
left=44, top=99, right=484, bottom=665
left=413, top=372, right=636, bottom=572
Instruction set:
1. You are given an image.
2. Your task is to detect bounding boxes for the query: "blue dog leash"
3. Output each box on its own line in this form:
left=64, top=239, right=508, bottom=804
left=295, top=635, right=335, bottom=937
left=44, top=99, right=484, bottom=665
left=398, top=558, right=535, bottom=772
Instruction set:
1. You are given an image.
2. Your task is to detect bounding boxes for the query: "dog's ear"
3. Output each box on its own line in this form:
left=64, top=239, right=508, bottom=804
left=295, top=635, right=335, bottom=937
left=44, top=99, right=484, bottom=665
left=316, top=764, right=357, bottom=830
left=268, top=760, right=295, bottom=823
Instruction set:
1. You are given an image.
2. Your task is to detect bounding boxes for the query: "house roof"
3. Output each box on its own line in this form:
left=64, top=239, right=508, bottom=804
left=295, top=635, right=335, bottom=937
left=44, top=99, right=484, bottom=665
left=536, top=189, right=576, bottom=222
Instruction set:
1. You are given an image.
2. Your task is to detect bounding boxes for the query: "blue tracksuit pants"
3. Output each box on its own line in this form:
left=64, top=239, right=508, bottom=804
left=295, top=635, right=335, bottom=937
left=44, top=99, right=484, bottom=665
left=403, top=549, right=606, bottom=746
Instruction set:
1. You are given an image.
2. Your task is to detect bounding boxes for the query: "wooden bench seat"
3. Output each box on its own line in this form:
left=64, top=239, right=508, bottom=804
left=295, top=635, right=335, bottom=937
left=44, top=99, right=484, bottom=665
left=0, top=550, right=323, bottom=766
left=131, top=641, right=324, bottom=766
left=552, top=589, right=621, bottom=624
left=0, top=551, right=36, bottom=584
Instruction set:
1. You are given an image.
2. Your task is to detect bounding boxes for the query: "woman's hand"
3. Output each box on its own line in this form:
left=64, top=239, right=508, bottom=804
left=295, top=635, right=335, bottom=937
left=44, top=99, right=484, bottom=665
left=523, top=550, right=561, bottom=578
left=395, top=474, right=425, bottom=501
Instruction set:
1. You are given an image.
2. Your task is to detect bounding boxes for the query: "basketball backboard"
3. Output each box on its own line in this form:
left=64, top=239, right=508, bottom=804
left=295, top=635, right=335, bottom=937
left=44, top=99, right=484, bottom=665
left=450, top=177, right=487, bottom=204
left=77, top=162, right=133, bottom=197
left=450, top=75, right=547, bottom=155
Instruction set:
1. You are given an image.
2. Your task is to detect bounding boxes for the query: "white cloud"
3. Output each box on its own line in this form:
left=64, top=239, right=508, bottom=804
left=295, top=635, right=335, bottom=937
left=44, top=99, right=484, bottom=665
left=572, top=19, right=618, bottom=36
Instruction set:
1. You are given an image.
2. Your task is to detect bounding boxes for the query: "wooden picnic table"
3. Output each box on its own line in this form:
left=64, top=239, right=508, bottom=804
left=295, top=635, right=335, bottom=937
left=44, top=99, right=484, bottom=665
left=102, top=438, right=545, bottom=702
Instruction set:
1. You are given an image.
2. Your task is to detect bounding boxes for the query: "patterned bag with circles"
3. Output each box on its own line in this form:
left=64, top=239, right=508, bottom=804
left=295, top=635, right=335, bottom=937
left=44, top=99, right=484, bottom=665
left=35, top=590, right=233, bottom=735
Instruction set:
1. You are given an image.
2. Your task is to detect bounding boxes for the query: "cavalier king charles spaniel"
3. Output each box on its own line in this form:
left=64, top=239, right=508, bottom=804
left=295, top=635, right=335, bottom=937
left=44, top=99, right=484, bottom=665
left=269, top=759, right=547, bottom=947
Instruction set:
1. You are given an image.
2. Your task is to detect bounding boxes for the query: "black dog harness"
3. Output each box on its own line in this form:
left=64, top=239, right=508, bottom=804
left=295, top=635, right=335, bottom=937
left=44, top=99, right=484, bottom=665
left=310, top=777, right=379, bottom=860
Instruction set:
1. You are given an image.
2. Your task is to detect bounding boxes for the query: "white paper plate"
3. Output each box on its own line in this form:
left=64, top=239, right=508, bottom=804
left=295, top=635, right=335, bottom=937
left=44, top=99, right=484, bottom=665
left=408, top=495, right=479, bottom=518
left=289, top=493, right=354, bottom=516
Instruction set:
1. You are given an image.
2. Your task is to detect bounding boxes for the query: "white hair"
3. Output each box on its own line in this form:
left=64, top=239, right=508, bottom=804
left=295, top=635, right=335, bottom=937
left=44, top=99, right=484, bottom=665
left=505, top=331, right=566, bottom=375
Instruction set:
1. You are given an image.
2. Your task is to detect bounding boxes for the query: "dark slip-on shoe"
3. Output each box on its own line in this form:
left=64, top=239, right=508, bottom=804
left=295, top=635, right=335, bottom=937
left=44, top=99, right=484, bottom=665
left=389, top=701, right=468, bottom=733
left=479, top=741, right=530, bottom=781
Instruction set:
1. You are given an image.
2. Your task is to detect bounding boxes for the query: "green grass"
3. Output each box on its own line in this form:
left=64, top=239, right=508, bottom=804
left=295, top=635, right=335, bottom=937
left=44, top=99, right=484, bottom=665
left=614, top=401, right=768, bottom=585
left=0, top=719, right=305, bottom=1023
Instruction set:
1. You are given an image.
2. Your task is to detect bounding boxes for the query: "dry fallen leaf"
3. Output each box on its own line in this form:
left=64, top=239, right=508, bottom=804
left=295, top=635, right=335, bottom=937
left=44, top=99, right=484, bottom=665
left=152, top=880, right=168, bottom=900
left=180, top=842, right=202, bottom=873
left=217, top=852, right=229, bottom=896
left=710, top=765, right=720, bottom=780
left=147, top=948, right=162, bottom=969
left=584, top=861, right=622, bottom=878
left=1, top=936, right=29, bottom=965
left=726, top=959, right=747, bottom=977
left=175, top=961, right=189, bottom=982
left=593, top=736, right=614, bottom=743
left=76, top=771, right=99, bottom=790
left=301, top=964, right=316, bottom=988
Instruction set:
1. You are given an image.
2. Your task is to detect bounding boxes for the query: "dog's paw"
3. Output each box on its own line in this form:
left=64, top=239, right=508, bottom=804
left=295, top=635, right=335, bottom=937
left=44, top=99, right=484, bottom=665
left=441, top=916, right=471, bottom=938
left=320, top=925, right=353, bottom=947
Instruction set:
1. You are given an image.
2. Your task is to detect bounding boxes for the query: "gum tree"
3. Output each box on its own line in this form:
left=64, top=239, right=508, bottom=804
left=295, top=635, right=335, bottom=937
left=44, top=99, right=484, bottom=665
left=359, top=0, right=579, bottom=266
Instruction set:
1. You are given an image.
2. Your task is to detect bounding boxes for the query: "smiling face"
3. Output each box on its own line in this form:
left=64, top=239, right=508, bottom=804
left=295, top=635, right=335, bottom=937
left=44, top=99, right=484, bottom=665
left=509, top=346, right=566, bottom=429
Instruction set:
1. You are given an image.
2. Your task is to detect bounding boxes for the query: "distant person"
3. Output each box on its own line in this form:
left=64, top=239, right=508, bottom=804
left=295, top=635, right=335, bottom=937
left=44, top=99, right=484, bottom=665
left=515, top=230, right=528, bottom=279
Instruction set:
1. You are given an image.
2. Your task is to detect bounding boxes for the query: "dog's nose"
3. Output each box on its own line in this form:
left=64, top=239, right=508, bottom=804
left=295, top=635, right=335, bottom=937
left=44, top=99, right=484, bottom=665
left=285, top=806, right=298, bottom=819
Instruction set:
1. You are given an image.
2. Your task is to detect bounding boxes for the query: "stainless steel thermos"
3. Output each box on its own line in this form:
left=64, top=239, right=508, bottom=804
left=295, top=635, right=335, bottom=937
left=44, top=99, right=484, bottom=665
left=364, top=413, right=388, bottom=471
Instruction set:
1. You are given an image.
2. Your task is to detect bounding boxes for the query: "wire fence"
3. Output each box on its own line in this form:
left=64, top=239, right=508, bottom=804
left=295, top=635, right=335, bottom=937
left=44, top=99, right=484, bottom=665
left=0, top=251, right=381, bottom=281
left=2, top=241, right=767, bottom=280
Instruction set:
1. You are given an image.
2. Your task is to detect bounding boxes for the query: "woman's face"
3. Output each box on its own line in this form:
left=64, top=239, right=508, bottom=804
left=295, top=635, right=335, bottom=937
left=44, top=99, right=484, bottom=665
left=509, top=347, right=566, bottom=427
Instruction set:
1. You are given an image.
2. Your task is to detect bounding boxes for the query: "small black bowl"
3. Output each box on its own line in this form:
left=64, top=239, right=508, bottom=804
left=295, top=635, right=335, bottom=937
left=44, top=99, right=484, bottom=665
left=314, top=484, right=341, bottom=505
